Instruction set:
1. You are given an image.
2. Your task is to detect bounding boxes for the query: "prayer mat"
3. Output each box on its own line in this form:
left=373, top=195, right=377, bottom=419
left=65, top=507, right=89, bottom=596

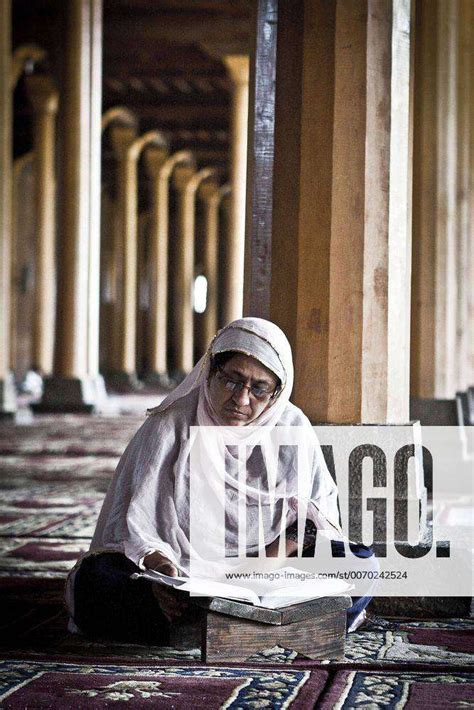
left=344, top=618, right=474, bottom=669
left=0, top=437, right=126, bottom=457
left=0, top=416, right=141, bottom=456
left=0, top=455, right=117, bottom=482
left=0, top=463, right=111, bottom=564
left=319, top=670, right=474, bottom=709
left=0, top=537, right=89, bottom=576
left=0, top=478, right=109, bottom=500
left=0, top=472, right=104, bottom=546
left=0, top=576, right=298, bottom=665
left=2, top=588, right=473, bottom=671
left=0, top=501, right=102, bottom=543
left=0, top=659, right=327, bottom=708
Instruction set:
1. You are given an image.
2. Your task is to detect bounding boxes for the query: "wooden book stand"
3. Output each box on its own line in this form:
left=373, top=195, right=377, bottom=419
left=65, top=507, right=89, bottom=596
left=170, top=595, right=351, bottom=663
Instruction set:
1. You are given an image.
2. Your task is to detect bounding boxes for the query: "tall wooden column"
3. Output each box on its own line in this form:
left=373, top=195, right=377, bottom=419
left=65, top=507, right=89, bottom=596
left=455, top=0, right=473, bottom=390
left=109, top=130, right=168, bottom=389
left=219, top=188, right=232, bottom=329
left=223, top=55, right=249, bottom=324
left=433, top=0, right=458, bottom=399
left=199, top=181, right=230, bottom=348
left=103, top=109, right=138, bottom=378
left=144, top=149, right=192, bottom=386
left=244, top=0, right=277, bottom=319
left=0, top=0, right=15, bottom=415
left=247, top=0, right=413, bottom=424
left=35, top=0, right=104, bottom=412
left=87, top=0, right=103, bottom=382
left=172, top=165, right=215, bottom=377
left=25, top=75, right=59, bottom=376
left=11, top=153, right=35, bottom=381
left=411, top=0, right=473, bottom=399
left=463, top=0, right=474, bottom=389
left=101, top=109, right=138, bottom=375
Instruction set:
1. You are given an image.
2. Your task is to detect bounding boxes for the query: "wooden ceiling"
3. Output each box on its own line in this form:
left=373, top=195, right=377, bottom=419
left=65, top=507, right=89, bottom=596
left=13, top=0, right=252, bottom=174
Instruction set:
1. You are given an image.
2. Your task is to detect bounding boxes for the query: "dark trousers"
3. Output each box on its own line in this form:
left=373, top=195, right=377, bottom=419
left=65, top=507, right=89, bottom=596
left=73, top=553, right=171, bottom=643
left=339, top=542, right=377, bottom=630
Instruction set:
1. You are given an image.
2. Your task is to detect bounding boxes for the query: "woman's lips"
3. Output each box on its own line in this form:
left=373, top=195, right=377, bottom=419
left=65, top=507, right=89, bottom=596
left=225, top=409, right=248, bottom=419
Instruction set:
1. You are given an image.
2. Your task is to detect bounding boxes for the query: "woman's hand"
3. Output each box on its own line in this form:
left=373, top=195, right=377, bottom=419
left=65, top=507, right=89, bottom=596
left=144, top=551, right=188, bottom=621
left=144, top=551, right=178, bottom=577
left=151, top=584, right=188, bottom=622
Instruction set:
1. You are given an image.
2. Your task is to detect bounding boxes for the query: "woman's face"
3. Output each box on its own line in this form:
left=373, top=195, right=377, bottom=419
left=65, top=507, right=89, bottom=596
left=208, top=353, right=279, bottom=426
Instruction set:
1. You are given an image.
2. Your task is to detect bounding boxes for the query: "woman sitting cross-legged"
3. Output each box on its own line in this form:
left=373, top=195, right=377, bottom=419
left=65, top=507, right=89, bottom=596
left=66, top=317, right=376, bottom=642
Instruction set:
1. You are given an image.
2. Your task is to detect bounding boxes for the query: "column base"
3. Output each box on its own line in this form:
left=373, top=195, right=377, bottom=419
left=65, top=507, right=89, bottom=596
left=456, top=387, right=474, bottom=426
left=410, top=397, right=458, bottom=425
left=31, top=375, right=107, bottom=414
left=20, top=370, right=44, bottom=397
left=0, top=371, right=17, bottom=418
left=104, top=371, right=144, bottom=393
left=143, top=372, right=175, bottom=390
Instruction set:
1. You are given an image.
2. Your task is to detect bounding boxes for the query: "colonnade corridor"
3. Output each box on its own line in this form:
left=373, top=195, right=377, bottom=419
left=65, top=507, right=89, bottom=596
left=1, top=0, right=472, bottom=423
left=4, top=0, right=250, bottom=415
left=0, top=1, right=473, bottom=704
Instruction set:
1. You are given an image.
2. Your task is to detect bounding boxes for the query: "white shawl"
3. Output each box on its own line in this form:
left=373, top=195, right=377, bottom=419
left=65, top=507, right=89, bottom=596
left=76, top=318, right=342, bottom=580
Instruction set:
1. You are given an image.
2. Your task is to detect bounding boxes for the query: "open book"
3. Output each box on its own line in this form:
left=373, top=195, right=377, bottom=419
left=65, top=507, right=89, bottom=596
left=133, top=566, right=352, bottom=610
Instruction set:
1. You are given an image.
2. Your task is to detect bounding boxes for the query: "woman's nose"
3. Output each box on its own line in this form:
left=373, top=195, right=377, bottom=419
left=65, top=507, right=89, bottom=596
left=232, top=385, right=251, bottom=405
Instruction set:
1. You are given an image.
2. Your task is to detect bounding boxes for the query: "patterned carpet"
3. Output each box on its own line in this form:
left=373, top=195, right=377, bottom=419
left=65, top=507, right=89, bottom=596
left=0, top=407, right=473, bottom=708
left=1, top=660, right=328, bottom=708
left=318, top=670, right=474, bottom=709
left=0, top=418, right=140, bottom=456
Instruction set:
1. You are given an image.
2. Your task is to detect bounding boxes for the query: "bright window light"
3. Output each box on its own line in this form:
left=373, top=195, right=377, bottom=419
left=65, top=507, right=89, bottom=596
left=194, top=275, right=208, bottom=314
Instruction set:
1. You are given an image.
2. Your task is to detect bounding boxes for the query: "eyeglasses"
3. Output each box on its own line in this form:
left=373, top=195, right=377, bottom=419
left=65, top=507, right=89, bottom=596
left=215, top=365, right=278, bottom=401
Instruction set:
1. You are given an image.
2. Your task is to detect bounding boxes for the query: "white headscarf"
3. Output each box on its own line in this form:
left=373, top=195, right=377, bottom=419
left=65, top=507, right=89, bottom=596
left=79, top=318, right=342, bottom=580
left=148, top=317, right=292, bottom=429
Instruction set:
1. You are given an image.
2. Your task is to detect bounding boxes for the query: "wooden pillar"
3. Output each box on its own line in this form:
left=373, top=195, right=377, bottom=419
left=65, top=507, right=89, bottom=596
left=223, top=55, right=249, bottom=325
left=411, top=0, right=471, bottom=399
left=144, top=149, right=193, bottom=386
left=87, top=0, right=103, bottom=381
left=0, top=0, right=16, bottom=415
left=172, top=166, right=216, bottom=377
left=467, top=0, right=474, bottom=389
left=11, top=153, right=35, bottom=382
left=455, top=0, right=473, bottom=390
left=249, top=0, right=413, bottom=423
left=410, top=0, right=437, bottom=400
left=102, top=108, right=138, bottom=377
left=25, top=75, right=59, bottom=376
left=34, top=0, right=104, bottom=412
left=199, top=181, right=230, bottom=349
left=244, top=0, right=278, bottom=319
left=219, top=189, right=232, bottom=329
left=109, top=130, right=168, bottom=389
left=433, top=0, right=458, bottom=398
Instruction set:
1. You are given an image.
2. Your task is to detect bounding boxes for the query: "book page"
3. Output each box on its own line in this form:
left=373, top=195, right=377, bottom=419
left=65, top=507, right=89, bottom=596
left=133, top=570, right=260, bottom=605
left=134, top=567, right=352, bottom=608
left=259, top=577, right=353, bottom=609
